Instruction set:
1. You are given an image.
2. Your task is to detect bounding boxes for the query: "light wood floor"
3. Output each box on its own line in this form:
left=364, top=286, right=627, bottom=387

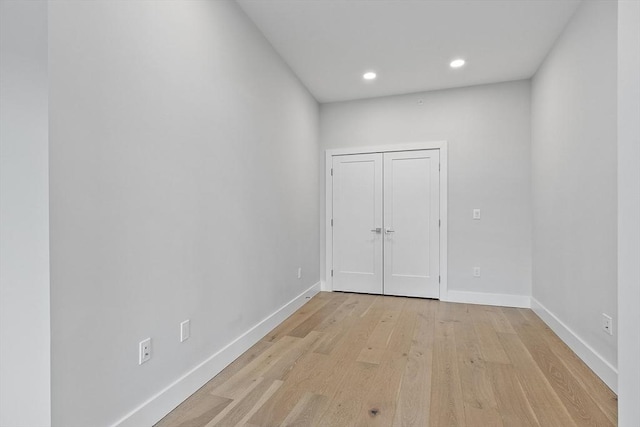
left=156, top=292, right=617, bottom=426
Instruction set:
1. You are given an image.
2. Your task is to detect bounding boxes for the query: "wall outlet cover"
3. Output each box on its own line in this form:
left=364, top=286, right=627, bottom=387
left=602, top=313, right=613, bottom=336
left=180, top=320, right=190, bottom=342
left=139, top=338, right=151, bottom=364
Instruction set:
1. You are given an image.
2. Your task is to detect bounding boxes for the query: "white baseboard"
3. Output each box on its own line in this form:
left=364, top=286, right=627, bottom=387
left=111, top=282, right=321, bottom=427
left=530, top=298, right=618, bottom=393
left=443, top=290, right=531, bottom=308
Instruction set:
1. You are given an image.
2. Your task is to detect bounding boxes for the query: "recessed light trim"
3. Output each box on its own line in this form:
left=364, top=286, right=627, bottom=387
left=450, top=59, right=466, bottom=68
left=363, top=71, right=377, bottom=80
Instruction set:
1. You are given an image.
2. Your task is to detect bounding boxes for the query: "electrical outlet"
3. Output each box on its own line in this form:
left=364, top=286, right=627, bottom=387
left=180, top=320, right=190, bottom=342
left=297, top=267, right=302, bottom=279
left=473, top=267, right=481, bottom=277
left=602, top=313, right=613, bottom=336
left=473, top=209, right=481, bottom=220
left=139, top=338, right=151, bottom=364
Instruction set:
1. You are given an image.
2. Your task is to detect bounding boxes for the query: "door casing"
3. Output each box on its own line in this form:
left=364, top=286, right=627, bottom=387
left=324, top=141, right=448, bottom=299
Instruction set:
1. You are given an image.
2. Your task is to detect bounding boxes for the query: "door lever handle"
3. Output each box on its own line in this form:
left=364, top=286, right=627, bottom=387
left=385, top=228, right=395, bottom=234
left=370, top=227, right=382, bottom=233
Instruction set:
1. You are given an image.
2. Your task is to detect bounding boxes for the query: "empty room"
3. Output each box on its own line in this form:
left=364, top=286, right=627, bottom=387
left=1, top=0, right=638, bottom=426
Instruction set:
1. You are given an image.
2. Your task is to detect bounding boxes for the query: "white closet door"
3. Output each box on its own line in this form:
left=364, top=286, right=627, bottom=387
left=332, top=153, right=383, bottom=294
left=383, top=150, right=440, bottom=298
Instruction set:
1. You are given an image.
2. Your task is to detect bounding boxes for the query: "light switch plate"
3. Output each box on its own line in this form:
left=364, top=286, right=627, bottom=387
left=473, top=209, right=481, bottom=220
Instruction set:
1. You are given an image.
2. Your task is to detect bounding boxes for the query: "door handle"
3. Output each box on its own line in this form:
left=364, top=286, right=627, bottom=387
left=385, top=228, right=395, bottom=234
left=370, top=227, right=382, bottom=233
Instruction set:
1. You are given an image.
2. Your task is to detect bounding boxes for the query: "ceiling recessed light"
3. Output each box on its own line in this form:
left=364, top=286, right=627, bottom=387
left=450, top=59, right=466, bottom=69
left=363, top=71, right=377, bottom=80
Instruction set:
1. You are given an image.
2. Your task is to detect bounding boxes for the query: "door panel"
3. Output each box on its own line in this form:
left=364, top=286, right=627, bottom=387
left=332, top=153, right=383, bottom=294
left=383, top=150, right=440, bottom=298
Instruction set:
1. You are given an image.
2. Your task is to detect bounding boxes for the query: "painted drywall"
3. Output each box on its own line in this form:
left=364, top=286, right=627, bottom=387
left=0, top=2, right=51, bottom=426
left=531, top=0, right=618, bottom=377
left=48, top=1, right=319, bottom=425
left=320, top=80, right=532, bottom=299
left=617, top=0, right=640, bottom=423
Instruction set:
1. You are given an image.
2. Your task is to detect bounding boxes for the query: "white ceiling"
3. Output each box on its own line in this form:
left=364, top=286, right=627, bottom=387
left=237, top=0, right=581, bottom=103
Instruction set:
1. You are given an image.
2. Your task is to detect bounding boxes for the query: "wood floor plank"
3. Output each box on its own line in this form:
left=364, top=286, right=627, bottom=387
left=486, top=361, right=540, bottom=426
left=429, top=313, right=465, bottom=426
left=315, top=361, right=379, bottom=426
left=156, top=293, right=618, bottom=427
left=497, top=331, right=577, bottom=427
left=274, top=351, right=328, bottom=394
left=307, top=297, right=388, bottom=396
left=452, top=304, right=503, bottom=427
left=310, top=295, right=381, bottom=376
left=205, top=378, right=282, bottom=427
left=244, top=352, right=328, bottom=426
left=261, top=331, right=324, bottom=381
left=287, top=293, right=347, bottom=338
left=392, top=298, right=436, bottom=427
left=469, top=304, right=511, bottom=364
left=538, top=322, right=618, bottom=424
left=313, top=294, right=378, bottom=355
left=406, top=297, right=438, bottom=352
left=355, top=345, right=386, bottom=365
left=284, top=299, right=391, bottom=426
left=356, top=308, right=403, bottom=364
left=280, top=392, right=330, bottom=427
left=393, top=346, right=432, bottom=426
left=154, top=393, right=231, bottom=427
left=199, top=340, right=273, bottom=392
left=312, top=295, right=361, bottom=333
left=203, top=376, right=267, bottom=427
left=211, top=336, right=301, bottom=399
left=503, top=308, right=615, bottom=427
left=385, top=304, right=418, bottom=356
left=261, top=293, right=331, bottom=343
left=322, top=295, right=385, bottom=354
left=485, top=306, right=517, bottom=335
left=366, top=309, right=404, bottom=346
left=356, top=351, right=408, bottom=426
left=246, top=299, right=386, bottom=426
left=233, top=379, right=283, bottom=426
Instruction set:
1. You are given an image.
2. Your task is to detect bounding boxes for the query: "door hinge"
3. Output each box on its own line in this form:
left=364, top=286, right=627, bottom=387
left=439, top=163, right=441, bottom=172
left=439, top=275, right=441, bottom=283
left=439, top=219, right=441, bottom=227
left=331, top=168, right=333, bottom=176
left=331, top=269, right=334, bottom=277
left=331, top=218, right=333, bottom=226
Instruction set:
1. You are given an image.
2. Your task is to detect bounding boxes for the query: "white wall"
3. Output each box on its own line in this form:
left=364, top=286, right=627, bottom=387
left=531, top=0, right=618, bottom=387
left=48, top=1, right=319, bottom=426
left=0, top=1, right=51, bottom=426
left=617, top=0, right=640, bottom=424
left=320, top=80, right=532, bottom=301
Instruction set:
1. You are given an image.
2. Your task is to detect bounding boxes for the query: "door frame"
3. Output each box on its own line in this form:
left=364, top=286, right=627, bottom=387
left=324, top=141, right=448, bottom=299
